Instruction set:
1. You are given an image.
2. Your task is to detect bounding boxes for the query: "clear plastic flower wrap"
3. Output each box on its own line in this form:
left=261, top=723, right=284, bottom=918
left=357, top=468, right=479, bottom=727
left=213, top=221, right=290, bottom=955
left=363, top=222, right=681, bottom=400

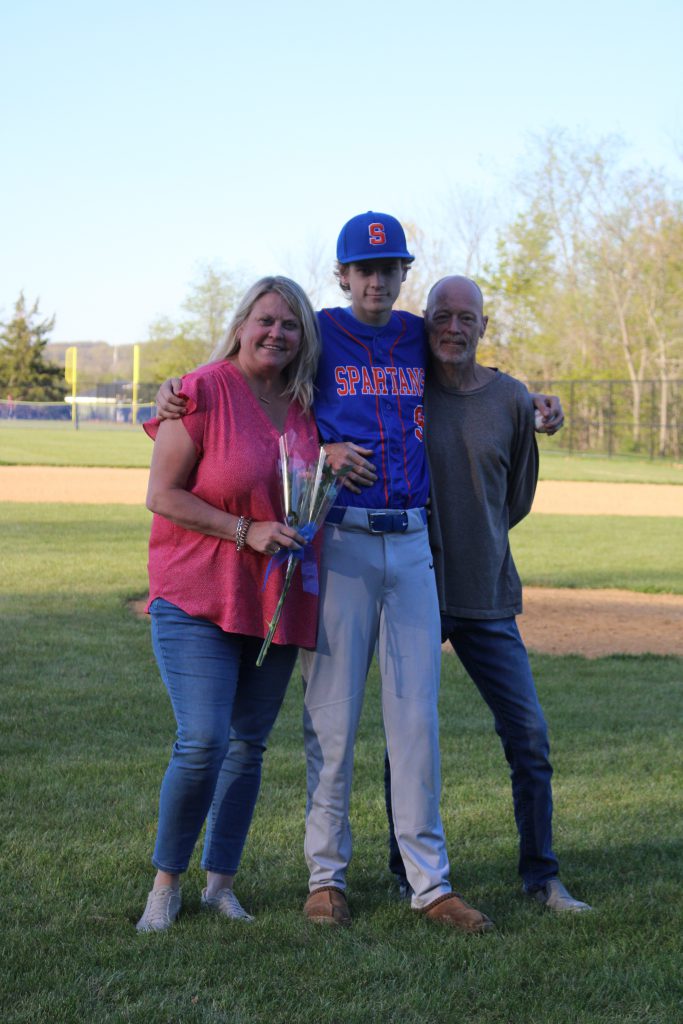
left=256, top=433, right=345, bottom=667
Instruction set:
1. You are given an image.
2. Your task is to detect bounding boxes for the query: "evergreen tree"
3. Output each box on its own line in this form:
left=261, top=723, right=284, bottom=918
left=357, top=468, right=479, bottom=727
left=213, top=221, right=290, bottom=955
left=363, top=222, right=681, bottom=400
left=0, top=293, right=66, bottom=401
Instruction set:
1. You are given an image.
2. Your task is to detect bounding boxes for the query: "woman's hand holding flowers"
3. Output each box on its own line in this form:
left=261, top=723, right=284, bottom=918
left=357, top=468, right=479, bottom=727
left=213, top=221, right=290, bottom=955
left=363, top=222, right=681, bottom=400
left=244, top=520, right=305, bottom=555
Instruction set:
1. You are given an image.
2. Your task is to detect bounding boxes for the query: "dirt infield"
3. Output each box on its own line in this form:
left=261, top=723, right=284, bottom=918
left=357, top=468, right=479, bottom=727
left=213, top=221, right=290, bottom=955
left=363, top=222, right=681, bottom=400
left=3, top=466, right=682, bottom=658
left=0, top=465, right=150, bottom=504
left=516, top=586, right=683, bottom=658
left=2, top=466, right=682, bottom=515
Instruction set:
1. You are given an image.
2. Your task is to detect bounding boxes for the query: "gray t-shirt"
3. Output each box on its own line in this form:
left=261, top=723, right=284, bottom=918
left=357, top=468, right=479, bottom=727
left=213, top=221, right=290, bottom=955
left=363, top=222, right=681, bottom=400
left=425, top=368, right=538, bottom=619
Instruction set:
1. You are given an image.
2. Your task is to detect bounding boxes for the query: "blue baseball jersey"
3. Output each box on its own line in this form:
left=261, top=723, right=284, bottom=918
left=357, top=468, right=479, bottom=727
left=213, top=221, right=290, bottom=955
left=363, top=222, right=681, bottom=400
left=314, top=306, right=430, bottom=510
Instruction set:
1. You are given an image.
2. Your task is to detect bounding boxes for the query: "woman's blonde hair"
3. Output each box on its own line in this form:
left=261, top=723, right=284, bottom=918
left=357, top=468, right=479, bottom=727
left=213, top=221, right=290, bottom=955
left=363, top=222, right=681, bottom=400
left=209, top=276, right=320, bottom=411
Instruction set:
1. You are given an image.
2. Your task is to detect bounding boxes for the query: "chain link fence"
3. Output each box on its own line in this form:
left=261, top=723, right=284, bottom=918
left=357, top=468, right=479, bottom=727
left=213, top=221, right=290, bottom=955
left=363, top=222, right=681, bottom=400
left=0, top=380, right=161, bottom=425
left=529, top=378, right=681, bottom=459
left=2, top=378, right=682, bottom=458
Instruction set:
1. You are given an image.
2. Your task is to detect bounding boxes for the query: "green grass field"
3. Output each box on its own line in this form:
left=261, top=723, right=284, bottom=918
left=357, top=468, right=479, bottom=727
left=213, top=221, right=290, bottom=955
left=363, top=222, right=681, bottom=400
left=1, top=503, right=682, bottom=1023
left=2, top=424, right=683, bottom=482
left=512, top=515, right=683, bottom=593
left=0, top=424, right=153, bottom=468
left=536, top=447, right=683, bottom=484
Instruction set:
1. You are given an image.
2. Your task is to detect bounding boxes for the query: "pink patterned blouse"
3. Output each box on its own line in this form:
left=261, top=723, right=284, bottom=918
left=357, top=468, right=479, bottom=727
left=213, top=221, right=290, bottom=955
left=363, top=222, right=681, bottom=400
left=144, top=360, right=321, bottom=648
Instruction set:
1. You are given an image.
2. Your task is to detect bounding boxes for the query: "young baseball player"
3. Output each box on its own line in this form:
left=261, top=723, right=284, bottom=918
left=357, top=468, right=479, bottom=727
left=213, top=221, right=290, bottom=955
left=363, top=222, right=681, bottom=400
left=299, top=212, right=491, bottom=930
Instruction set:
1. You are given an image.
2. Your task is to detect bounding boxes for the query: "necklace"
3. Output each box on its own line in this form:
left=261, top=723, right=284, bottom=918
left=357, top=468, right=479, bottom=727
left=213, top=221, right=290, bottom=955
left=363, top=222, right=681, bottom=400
left=231, top=359, right=282, bottom=406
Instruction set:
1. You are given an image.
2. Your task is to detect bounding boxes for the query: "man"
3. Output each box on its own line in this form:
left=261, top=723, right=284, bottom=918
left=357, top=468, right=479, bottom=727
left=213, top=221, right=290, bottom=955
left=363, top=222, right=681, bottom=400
left=384, top=275, right=590, bottom=913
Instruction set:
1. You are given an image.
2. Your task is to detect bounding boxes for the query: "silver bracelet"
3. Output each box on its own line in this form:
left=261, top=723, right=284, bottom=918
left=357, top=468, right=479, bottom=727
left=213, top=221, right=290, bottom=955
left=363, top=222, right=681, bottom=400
left=235, top=515, right=253, bottom=553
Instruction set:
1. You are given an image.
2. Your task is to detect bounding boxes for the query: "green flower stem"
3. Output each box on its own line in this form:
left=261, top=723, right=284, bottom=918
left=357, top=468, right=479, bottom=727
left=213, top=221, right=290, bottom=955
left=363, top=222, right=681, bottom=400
left=256, top=554, right=297, bottom=667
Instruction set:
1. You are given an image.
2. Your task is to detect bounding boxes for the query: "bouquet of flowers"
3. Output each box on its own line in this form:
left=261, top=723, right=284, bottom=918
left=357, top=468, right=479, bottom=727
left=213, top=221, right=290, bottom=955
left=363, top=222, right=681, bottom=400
left=256, top=434, right=344, bottom=667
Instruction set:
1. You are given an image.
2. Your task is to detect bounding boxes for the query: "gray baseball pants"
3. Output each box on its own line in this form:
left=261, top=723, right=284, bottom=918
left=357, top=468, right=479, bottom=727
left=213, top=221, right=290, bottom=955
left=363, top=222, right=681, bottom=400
left=300, top=507, right=452, bottom=909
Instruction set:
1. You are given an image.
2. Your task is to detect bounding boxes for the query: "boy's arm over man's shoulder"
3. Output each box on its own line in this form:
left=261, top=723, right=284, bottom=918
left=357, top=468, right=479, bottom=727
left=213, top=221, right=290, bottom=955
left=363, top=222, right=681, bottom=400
left=508, top=383, right=539, bottom=529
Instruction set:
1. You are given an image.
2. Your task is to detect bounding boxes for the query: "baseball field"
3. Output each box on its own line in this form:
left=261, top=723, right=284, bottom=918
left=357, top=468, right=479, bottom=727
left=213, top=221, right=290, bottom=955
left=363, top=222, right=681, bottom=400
left=1, top=427, right=682, bottom=1023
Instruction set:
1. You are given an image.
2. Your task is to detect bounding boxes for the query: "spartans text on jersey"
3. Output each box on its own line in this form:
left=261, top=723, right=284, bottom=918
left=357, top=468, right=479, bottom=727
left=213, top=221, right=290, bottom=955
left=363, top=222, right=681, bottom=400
left=334, top=365, right=425, bottom=397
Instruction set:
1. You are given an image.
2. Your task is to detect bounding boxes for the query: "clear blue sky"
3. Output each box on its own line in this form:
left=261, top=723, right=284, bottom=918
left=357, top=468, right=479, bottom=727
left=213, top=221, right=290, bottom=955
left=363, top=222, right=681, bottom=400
left=1, top=0, right=681, bottom=345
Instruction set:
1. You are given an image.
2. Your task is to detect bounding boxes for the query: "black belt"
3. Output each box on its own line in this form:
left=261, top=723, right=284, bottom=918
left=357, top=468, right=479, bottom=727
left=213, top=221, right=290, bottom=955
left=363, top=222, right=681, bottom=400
left=326, top=507, right=427, bottom=533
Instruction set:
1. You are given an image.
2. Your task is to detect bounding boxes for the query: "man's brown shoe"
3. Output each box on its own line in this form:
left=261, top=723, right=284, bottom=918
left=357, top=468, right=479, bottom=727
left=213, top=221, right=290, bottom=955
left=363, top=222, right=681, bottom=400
left=420, top=892, right=493, bottom=933
left=303, top=886, right=351, bottom=926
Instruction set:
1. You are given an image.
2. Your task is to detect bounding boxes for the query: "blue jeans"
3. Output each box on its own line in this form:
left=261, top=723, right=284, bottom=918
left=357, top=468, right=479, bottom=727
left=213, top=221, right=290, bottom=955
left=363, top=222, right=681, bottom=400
left=385, top=616, right=559, bottom=890
left=149, top=598, right=297, bottom=875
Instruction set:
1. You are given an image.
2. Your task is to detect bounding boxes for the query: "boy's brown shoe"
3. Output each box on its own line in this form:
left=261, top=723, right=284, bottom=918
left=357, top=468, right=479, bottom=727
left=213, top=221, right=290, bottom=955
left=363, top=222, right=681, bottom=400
left=303, top=886, right=351, bottom=926
left=420, top=892, right=493, bottom=933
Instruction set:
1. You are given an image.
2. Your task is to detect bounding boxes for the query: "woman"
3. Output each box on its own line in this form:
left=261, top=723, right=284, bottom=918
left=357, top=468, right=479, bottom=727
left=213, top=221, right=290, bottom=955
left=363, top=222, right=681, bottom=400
left=136, top=276, right=321, bottom=932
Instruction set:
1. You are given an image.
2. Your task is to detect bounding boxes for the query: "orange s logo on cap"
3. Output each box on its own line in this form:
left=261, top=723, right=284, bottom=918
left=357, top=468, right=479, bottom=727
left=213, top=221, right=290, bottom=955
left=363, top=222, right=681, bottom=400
left=368, top=223, right=386, bottom=246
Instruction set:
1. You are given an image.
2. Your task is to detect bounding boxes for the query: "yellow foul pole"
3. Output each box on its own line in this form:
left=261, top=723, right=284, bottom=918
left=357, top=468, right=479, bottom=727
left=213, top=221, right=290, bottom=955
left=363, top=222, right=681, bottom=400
left=65, top=346, right=77, bottom=427
left=132, top=344, right=140, bottom=424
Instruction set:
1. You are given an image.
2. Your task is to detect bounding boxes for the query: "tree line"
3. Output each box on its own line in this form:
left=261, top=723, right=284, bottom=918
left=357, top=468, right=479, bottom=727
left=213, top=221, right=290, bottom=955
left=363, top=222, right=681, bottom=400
left=480, top=134, right=682, bottom=456
left=2, top=133, right=681, bottom=453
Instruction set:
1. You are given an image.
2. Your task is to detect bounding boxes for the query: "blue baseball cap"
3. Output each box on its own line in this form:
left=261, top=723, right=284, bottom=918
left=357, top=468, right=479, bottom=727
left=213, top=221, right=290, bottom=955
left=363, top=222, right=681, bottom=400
left=336, top=211, right=414, bottom=263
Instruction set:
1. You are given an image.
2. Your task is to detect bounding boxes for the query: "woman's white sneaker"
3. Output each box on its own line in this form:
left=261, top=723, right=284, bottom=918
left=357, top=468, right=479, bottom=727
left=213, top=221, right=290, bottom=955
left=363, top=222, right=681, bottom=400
left=201, top=887, right=254, bottom=922
left=136, top=885, right=182, bottom=932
